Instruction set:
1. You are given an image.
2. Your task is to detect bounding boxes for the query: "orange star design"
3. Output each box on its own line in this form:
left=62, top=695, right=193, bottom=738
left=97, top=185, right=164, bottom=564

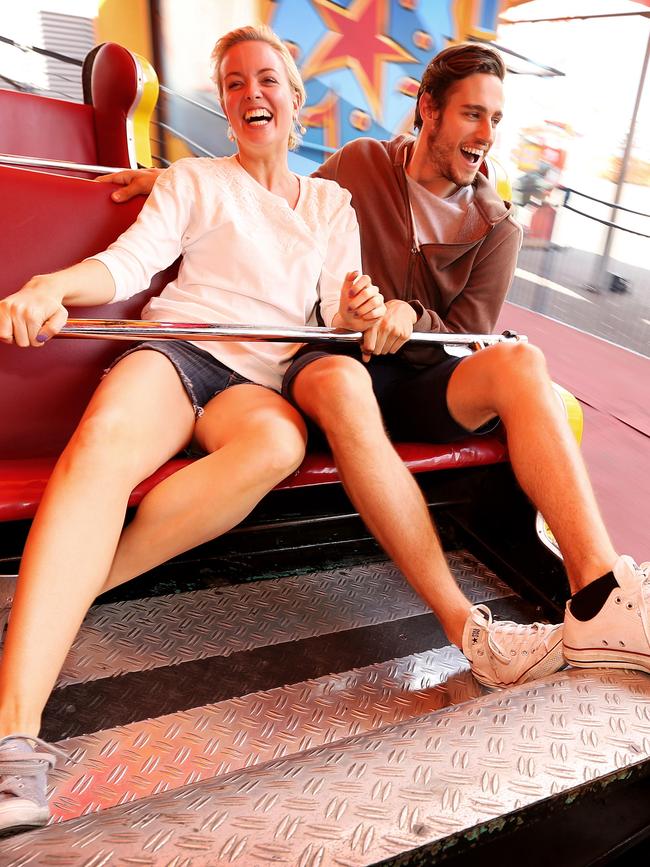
left=301, top=0, right=416, bottom=122
left=301, top=91, right=340, bottom=150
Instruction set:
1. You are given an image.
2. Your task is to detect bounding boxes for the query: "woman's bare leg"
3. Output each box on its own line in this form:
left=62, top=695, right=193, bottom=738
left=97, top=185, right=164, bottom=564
left=102, top=384, right=307, bottom=591
left=0, top=351, right=195, bottom=737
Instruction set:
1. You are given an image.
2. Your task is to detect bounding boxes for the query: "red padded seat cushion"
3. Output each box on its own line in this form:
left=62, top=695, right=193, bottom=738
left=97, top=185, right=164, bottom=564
left=0, top=437, right=508, bottom=523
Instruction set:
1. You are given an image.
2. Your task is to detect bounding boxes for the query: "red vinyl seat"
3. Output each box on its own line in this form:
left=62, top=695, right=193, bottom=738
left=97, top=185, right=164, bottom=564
left=0, top=437, right=509, bottom=523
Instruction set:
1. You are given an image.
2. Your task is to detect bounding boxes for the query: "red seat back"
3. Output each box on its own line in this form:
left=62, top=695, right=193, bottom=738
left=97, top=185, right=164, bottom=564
left=0, top=90, right=97, bottom=167
left=0, top=43, right=146, bottom=172
left=83, top=42, right=147, bottom=169
left=0, top=165, right=174, bottom=458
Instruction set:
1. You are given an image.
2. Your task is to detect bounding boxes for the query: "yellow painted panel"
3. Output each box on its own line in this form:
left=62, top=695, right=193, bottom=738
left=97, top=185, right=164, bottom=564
left=96, top=0, right=154, bottom=62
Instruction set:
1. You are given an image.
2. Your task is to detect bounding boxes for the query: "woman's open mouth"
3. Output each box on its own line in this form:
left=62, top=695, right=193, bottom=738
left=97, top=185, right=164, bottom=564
left=244, top=108, right=273, bottom=126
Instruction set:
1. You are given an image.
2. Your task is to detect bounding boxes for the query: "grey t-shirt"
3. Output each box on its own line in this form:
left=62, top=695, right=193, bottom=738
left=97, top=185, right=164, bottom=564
left=405, top=175, right=482, bottom=245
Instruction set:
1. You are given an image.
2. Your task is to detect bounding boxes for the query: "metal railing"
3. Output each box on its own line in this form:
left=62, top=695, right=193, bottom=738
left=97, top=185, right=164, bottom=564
left=508, top=186, right=650, bottom=357
left=560, top=186, right=650, bottom=239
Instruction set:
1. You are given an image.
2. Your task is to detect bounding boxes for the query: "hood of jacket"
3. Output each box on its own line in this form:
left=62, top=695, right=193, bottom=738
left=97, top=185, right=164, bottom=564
left=386, top=134, right=515, bottom=253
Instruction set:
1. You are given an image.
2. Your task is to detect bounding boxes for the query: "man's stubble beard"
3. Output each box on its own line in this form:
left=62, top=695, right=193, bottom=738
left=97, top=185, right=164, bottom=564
left=425, top=117, right=473, bottom=190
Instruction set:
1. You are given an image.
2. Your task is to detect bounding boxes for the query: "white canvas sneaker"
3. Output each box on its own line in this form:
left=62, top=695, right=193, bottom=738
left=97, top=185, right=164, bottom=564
left=0, top=735, right=66, bottom=835
left=462, top=604, right=564, bottom=689
left=564, top=556, right=650, bottom=672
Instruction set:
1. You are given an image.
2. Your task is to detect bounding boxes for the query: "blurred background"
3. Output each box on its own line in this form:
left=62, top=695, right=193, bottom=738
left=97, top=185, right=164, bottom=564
left=1, top=0, right=648, bottom=357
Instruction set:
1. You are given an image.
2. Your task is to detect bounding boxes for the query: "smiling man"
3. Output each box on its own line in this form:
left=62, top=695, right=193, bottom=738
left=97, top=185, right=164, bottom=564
left=282, top=42, right=648, bottom=689
left=101, top=42, right=650, bottom=689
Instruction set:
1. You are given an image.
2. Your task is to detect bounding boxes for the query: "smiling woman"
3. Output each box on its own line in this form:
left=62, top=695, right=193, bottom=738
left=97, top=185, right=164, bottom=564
left=0, top=23, right=385, bottom=836
left=215, top=35, right=303, bottom=207
left=212, top=25, right=306, bottom=153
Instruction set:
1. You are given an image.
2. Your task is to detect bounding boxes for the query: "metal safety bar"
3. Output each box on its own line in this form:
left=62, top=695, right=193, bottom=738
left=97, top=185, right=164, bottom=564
left=0, top=153, right=126, bottom=174
left=59, top=319, right=525, bottom=348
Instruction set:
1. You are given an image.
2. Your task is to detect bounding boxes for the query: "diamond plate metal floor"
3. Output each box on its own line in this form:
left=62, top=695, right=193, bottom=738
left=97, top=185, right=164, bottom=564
left=46, top=552, right=510, bottom=687
left=4, top=669, right=650, bottom=865
left=47, top=646, right=482, bottom=822
left=3, top=551, right=647, bottom=865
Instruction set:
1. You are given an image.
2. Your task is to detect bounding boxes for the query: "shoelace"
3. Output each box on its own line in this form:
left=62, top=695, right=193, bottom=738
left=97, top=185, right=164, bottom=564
left=634, top=561, right=650, bottom=598
left=631, top=563, right=650, bottom=647
left=0, top=735, right=70, bottom=777
left=474, top=605, right=555, bottom=665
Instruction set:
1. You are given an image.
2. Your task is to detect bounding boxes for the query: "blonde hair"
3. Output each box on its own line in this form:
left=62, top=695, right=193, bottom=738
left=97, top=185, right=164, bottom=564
left=211, top=25, right=306, bottom=150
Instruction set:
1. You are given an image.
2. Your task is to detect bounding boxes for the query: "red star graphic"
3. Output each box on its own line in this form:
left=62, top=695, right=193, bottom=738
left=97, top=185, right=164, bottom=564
left=301, top=0, right=416, bottom=121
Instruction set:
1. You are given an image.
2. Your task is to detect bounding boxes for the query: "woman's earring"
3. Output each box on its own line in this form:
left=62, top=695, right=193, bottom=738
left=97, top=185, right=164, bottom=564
left=227, top=123, right=235, bottom=142
left=293, top=114, right=306, bottom=136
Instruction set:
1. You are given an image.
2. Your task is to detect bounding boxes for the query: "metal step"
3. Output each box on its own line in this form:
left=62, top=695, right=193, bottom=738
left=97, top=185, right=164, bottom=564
left=3, top=669, right=650, bottom=865
left=47, top=646, right=482, bottom=822
left=41, top=552, right=511, bottom=688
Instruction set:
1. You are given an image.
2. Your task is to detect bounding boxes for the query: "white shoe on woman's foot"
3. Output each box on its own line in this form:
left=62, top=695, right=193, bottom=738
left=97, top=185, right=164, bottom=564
left=0, top=735, right=66, bottom=835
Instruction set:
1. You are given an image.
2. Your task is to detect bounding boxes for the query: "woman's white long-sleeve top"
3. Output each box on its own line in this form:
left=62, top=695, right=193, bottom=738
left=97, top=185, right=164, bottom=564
left=91, top=156, right=361, bottom=391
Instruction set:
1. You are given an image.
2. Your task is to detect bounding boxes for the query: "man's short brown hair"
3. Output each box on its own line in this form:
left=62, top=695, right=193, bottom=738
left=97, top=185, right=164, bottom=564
left=414, top=42, right=506, bottom=131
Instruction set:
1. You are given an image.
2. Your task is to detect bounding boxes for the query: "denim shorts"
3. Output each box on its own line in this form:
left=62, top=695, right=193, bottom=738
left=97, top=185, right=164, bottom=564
left=107, top=340, right=254, bottom=418
left=282, top=344, right=500, bottom=444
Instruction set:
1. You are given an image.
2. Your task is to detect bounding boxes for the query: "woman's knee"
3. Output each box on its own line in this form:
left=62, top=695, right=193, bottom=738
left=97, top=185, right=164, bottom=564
left=243, top=411, right=307, bottom=480
left=69, top=406, right=132, bottom=455
left=62, top=406, right=151, bottom=479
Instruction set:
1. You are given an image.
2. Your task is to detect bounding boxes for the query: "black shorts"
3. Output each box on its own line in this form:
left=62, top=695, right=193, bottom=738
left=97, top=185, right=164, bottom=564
left=282, top=344, right=500, bottom=443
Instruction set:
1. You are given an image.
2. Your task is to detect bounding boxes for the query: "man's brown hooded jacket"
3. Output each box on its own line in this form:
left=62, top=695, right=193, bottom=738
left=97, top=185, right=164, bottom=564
left=313, top=135, right=522, bottom=362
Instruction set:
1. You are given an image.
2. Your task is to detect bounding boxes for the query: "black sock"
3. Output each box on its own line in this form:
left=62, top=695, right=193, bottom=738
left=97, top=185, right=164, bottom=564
left=569, top=572, right=618, bottom=621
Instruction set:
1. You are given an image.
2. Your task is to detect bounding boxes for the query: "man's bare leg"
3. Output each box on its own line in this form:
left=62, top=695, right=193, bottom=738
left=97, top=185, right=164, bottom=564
left=446, top=341, right=618, bottom=592
left=292, top=356, right=472, bottom=646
